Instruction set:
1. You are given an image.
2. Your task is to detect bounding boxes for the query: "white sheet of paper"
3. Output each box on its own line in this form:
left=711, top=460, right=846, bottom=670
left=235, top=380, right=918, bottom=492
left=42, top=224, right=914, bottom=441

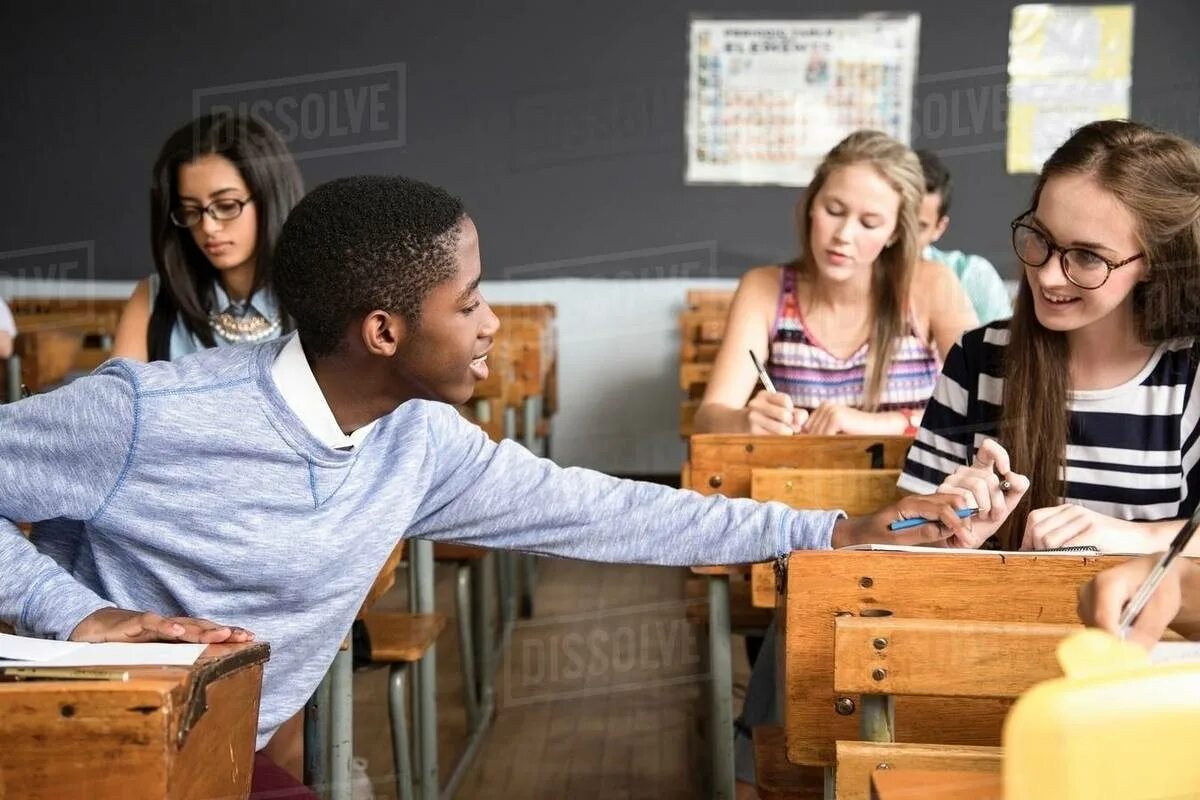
left=1150, top=641, right=1200, bottom=665
left=0, top=632, right=87, bottom=661
left=0, top=634, right=206, bottom=668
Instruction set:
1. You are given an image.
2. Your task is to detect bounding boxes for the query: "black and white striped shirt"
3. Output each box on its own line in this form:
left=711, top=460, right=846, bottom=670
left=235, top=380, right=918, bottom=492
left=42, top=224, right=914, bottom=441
left=898, top=322, right=1200, bottom=521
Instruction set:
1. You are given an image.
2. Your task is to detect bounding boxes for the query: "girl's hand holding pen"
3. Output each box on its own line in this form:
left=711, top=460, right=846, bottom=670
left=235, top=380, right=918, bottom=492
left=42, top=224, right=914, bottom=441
left=936, top=438, right=1030, bottom=548
left=746, top=390, right=807, bottom=435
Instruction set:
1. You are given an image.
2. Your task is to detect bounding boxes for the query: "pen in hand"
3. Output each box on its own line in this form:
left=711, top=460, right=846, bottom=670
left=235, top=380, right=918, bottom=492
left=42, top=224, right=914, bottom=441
left=1117, top=505, right=1200, bottom=637
left=748, top=349, right=776, bottom=394
left=889, top=506, right=978, bottom=532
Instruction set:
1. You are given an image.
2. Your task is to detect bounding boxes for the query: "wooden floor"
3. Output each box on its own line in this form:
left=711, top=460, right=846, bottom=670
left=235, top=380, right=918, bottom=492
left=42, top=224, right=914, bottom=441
left=352, top=557, right=753, bottom=799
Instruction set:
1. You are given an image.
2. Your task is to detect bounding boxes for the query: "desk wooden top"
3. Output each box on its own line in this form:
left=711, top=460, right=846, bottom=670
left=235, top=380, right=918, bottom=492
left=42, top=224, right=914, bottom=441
left=0, top=641, right=269, bottom=701
left=0, top=641, right=269, bottom=800
left=13, top=310, right=101, bottom=333
left=871, top=769, right=1002, bottom=799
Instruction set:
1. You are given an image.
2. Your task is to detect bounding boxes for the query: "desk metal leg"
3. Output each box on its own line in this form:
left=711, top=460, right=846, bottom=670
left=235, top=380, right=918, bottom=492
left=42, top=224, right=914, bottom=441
left=455, top=564, right=479, bottom=730
left=389, top=665, right=415, bottom=800
left=408, top=538, right=438, bottom=800
left=860, top=694, right=895, bottom=743
left=708, top=575, right=734, bottom=800
left=304, top=665, right=333, bottom=799
left=471, top=553, right=496, bottom=711
left=329, top=646, right=354, bottom=800
left=497, top=552, right=516, bottom=634
left=6, top=356, right=22, bottom=403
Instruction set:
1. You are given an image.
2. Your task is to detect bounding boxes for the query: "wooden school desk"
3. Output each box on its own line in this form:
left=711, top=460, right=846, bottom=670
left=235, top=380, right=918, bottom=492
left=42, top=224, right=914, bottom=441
left=686, top=434, right=912, bottom=799
left=870, top=768, right=1002, bottom=799
left=5, top=312, right=95, bottom=402
left=0, top=641, right=270, bottom=800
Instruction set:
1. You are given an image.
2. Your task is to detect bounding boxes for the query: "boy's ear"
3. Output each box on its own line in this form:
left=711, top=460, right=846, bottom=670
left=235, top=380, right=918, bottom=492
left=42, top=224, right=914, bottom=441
left=931, top=214, right=951, bottom=244
left=360, top=310, right=407, bottom=357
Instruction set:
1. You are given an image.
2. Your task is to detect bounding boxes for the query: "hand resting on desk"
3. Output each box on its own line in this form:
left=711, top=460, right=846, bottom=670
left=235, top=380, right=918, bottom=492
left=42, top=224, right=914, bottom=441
left=69, top=607, right=255, bottom=644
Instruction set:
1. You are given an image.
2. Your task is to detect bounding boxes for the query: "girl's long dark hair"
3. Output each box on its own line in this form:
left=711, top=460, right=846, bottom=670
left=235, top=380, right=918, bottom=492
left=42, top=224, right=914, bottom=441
left=147, top=113, right=303, bottom=361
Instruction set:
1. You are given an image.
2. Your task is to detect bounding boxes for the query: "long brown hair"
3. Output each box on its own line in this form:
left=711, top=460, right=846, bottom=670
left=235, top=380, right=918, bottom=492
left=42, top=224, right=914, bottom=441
left=793, top=130, right=925, bottom=410
left=1001, top=120, right=1200, bottom=548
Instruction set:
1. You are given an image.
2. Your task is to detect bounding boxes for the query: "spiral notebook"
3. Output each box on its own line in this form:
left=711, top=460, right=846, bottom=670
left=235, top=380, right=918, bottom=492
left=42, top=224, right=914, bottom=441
left=838, top=544, right=1106, bottom=555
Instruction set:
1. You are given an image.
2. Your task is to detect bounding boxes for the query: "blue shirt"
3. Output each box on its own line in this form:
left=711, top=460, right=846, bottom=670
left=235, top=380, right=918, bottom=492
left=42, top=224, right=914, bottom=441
left=0, top=336, right=841, bottom=748
left=923, top=245, right=1013, bottom=325
left=147, top=273, right=284, bottom=359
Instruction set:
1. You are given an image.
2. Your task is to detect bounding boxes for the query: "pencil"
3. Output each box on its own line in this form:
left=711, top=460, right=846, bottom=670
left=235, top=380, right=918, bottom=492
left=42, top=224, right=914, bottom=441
left=748, top=350, right=776, bottom=394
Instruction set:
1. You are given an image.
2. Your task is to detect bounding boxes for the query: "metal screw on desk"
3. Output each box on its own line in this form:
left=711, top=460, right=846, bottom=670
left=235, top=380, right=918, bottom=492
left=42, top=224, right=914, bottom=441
left=708, top=475, right=723, bottom=489
left=872, top=668, right=887, bottom=681
left=873, top=637, right=888, bottom=650
left=835, top=697, right=856, bottom=715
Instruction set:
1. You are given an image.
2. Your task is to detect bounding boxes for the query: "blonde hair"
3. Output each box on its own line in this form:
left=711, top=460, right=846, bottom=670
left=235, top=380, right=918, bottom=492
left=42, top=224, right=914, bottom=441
left=793, top=130, right=926, bottom=410
left=1001, top=119, right=1200, bottom=548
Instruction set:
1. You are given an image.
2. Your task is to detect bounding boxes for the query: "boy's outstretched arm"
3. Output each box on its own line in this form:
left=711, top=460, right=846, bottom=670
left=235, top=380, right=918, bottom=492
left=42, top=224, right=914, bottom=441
left=408, top=405, right=965, bottom=565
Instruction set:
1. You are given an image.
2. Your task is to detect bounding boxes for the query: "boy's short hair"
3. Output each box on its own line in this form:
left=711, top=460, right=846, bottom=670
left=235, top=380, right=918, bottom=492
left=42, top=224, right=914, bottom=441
left=916, top=149, right=952, bottom=218
left=274, top=175, right=466, bottom=357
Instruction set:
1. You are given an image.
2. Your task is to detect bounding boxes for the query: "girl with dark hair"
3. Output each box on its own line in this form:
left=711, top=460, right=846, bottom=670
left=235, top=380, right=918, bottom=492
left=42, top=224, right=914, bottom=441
left=901, top=119, right=1200, bottom=556
left=111, top=112, right=303, bottom=361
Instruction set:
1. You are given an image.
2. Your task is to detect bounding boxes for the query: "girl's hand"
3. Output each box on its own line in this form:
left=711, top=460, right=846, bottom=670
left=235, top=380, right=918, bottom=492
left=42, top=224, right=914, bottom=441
left=802, top=402, right=883, bottom=435
left=1077, top=554, right=1185, bottom=649
left=1021, top=505, right=1156, bottom=552
left=936, top=438, right=1030, bottom=548
left=746, top=390, right=806, bottom=435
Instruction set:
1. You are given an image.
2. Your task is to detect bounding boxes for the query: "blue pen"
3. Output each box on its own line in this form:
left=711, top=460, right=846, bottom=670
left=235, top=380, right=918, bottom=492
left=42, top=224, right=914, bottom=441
left=888, top=506, right=977, bottom=532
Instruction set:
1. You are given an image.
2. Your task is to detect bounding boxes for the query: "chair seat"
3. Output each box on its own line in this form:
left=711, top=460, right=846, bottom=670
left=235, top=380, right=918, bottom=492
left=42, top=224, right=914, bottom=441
left=359, top=612, right=446, bottom=663
left=753, top=725, right=823, bottom=800
left=432, top=542, right=489, bottom=561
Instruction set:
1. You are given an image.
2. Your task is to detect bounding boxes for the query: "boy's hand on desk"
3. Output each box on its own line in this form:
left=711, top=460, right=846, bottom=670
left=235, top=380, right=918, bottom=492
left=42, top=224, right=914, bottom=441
left=937, top=438, right=1030, bottom=548
left=832, top=493, right=970, bottom=548
left=69, top=608, right=255, bottom=644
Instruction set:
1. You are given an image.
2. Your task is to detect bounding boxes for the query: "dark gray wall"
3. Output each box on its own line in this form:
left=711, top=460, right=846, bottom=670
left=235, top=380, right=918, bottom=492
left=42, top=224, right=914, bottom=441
left=2, top=1, right=1197, bottom=283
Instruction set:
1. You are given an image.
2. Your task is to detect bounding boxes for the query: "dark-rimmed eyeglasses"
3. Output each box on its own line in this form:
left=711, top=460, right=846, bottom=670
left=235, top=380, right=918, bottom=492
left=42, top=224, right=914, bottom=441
left=170, top=197, right=254, bottom=228
left=1010, top=210, right=1143, bottom=290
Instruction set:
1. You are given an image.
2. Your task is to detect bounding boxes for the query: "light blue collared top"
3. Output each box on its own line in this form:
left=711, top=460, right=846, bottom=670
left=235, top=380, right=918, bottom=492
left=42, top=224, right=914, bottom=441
left=147, top=273, right=283, bottom=359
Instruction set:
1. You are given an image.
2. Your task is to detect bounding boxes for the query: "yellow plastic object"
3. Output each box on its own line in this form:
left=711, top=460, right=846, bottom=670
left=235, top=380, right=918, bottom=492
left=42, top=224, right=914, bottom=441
left=1003, top=629, right=1200, bottom=799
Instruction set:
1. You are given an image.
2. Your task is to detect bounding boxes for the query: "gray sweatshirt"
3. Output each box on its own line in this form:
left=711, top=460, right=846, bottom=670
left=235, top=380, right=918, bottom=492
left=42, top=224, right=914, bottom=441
left=0, top=338, right=840, bottom=747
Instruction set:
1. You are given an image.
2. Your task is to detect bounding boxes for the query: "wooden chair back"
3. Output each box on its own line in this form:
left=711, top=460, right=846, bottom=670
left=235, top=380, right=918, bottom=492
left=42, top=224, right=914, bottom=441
left=780, top=551, right=1127, bottom=768
left=689, top=435, right=912, bottom=498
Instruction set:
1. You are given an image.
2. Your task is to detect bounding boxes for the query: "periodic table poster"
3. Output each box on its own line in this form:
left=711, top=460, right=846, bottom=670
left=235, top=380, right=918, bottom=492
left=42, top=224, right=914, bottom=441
left=686, top=15, right=921, bottom=186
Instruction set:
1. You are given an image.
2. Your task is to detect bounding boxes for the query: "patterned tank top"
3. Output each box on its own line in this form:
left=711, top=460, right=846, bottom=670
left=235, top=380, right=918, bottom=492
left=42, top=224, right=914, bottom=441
left=766, top=266, right=941, bottom=411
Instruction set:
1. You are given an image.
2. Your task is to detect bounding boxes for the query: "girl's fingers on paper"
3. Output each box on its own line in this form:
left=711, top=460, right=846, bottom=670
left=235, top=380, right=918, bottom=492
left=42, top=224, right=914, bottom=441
left=1022, top=504, right=1072, bottom=550
left=1028, top=505, right=1085, bottom=550
left=792, top=408, right=809, bottom=432
left=749, top=410, right=794, bottom=436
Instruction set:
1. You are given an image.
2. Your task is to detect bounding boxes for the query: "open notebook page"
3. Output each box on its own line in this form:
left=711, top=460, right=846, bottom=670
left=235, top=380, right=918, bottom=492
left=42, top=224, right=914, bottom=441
left=0, top=633, right=205, bottom=668
left=836, top=544, right=1112, bottom=555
